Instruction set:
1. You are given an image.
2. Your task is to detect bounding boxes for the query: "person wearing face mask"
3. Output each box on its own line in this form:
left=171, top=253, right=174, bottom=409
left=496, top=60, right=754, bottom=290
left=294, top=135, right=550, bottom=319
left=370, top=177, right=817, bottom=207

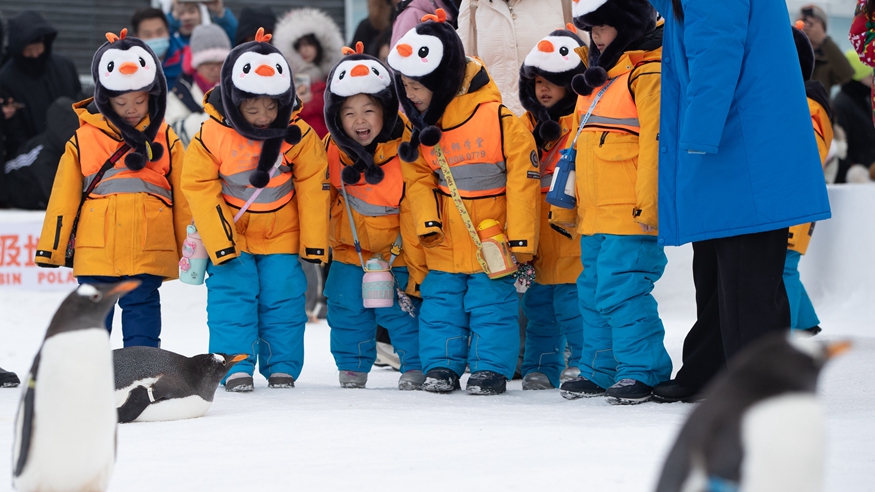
left=0, top=11, right=82, bottom=159
left=132, top=8, right=187, bottom=90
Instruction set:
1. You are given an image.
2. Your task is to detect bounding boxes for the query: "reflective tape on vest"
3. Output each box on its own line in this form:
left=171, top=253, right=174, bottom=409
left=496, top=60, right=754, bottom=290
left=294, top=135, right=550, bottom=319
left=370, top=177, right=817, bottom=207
left=576, top=70, right=640, bottom=134
left=220, top=170, right=295, bottom=206
left=434, top=161, right=507, bottom=194
left=92, top=178, right=173, bottom=201
left=345, top=193, right=400, bottom=216
left=586, top=115, right=640, bottom=128
left=326, top=140, right=404, bottom=217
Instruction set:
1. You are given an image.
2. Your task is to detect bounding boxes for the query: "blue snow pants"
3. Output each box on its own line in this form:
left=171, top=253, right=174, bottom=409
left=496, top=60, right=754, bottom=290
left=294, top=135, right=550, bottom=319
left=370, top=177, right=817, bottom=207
left=324, top=261, right=421, bottom=373
left=521, top=282, right=583, bottom=388
left=577, top=234, right=672, bottom=389
left=205, top=253, right=308, bottom=382
left=784, top=250, right=820, bottom=330
left=419, top=271, right=519, bottom=379
left=78, top=274, right=163, bottom=348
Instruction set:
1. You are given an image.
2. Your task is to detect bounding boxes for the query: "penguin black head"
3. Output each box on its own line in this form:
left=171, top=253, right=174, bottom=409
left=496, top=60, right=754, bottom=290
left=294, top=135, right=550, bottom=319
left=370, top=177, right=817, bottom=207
left=192, top=353, right=248, bottom=389
left=46, top=281, right=140, bottom=339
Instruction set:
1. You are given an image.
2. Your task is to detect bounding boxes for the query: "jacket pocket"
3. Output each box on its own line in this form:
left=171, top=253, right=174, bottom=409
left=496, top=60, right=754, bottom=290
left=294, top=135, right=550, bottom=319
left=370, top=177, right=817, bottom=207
left=143, top=196, right=175, bottom=251
left=76, top=199, right=108, bottom=248
left=592, top=133, right=638, bottom=206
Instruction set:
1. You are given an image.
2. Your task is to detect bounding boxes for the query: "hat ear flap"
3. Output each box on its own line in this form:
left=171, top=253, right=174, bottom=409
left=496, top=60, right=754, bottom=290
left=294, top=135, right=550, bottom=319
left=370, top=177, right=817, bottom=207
left=125, top=152, right=147, bottom=171
left=285, top=125, right=302, bottom=145
left=249, top=137, right=283, bottom=188
left=364, top=164, right=385, bottom=185
left=539, top=119, right=562, bottom=142
left=419, top=125, right=442, bottom=147
left=572, top=73, right=593, bottom=96
left=399, top=130, right=421, bottom=163
left=341, top=164, right=362, bottom=185
left=583, top=66, right=607, bottom=88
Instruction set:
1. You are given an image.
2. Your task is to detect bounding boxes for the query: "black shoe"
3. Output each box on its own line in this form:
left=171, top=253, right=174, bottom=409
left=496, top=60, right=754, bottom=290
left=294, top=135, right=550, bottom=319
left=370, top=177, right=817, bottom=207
left=0, top=367, right=20, bottom=388
left=605, top=379, right=652, bottom=405
left=225, top=373, right=254, bottom=392
left=797, top=325, right=822, bottom=337
left=651, top=380, right=701, bottom=403
left=466, top=370, right=507, bottom=395
left=422, top=368, right=461, bottom=393
left=268, top=373, right=295, bottom=388
left=559, top=376, right=606, bottom=400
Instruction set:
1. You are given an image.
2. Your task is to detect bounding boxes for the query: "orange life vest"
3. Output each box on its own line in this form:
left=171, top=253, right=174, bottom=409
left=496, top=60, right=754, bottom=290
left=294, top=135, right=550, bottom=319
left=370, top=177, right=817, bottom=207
left=422, top=102, right=507, bottom=198
left=327, top=143, right=403, bottom=216
left=576, top=70, right=640, bottom=136
left=199, top=118, right=295, bottom=212
left=78, top=124, right=173, bottom=205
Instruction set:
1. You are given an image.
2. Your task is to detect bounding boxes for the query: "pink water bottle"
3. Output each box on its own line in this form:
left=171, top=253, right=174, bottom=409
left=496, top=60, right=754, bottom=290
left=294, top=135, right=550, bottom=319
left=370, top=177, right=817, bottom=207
left=179, top=224, right=208, bottom=285
left=362, top=258, right=394, bottom=308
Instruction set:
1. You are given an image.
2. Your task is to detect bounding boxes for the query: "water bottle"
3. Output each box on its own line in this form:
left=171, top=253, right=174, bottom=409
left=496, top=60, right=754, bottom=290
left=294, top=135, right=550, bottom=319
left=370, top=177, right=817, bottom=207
left=179, top=224, right=208, bottom=285
left=477, top=219, right=518, bottom=279
left=362, top=258, right=394, bottom=308
left=546, top=148, right=577, bottom=209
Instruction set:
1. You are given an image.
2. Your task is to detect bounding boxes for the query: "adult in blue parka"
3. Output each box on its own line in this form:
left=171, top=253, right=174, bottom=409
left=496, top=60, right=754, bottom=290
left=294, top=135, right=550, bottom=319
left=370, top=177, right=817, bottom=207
left=647, top=0, right=831, bottom=402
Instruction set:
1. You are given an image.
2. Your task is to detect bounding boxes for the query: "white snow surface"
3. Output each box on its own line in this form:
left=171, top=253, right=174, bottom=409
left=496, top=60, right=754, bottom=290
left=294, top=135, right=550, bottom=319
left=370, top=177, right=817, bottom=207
left=2, top=186, right=875, bottom=491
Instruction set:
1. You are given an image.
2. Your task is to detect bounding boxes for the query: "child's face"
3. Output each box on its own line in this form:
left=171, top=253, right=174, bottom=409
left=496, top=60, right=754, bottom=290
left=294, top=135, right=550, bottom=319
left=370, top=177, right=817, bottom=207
left=239, top=97, right=278, bottom=129
left=110, top=91, right=150, bottom=126
left=400, top=76, right=433, bottom=114
left=341, top=94, right=384, bottom=146
left=534, top=76, right=567, bottom=109
left=297, top=41, right=317, bottom=64
left=590, top=25, right=618, bottom=53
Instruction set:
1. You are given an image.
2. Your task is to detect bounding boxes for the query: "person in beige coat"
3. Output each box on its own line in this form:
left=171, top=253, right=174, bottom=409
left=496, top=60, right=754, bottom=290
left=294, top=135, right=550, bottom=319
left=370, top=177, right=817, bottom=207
left=458, top=0, right=575, bottom=116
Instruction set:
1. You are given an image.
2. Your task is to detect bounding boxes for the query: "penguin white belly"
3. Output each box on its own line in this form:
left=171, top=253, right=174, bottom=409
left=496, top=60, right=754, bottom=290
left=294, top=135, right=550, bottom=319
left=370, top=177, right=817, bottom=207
left=114, top=377, right=161, bottom=407
left=134, top=394, right=213, bottom=422
left=14, top=329, right=117, bottom=492
left=740, top=393, right=825, bottom=492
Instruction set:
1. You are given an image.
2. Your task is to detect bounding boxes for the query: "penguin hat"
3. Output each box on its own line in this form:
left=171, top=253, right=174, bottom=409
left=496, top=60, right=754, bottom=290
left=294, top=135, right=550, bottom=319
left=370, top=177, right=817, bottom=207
left=13, top=281, right=140, bottom=492
left=519, top=24, right=586, bottom=142
left=570, top=0, right=657, bottom=95
left=793, top=20, right=816, bottom=81
left=113, top=346, right=247, bottom=423
left=387, top=8, right=466, bottom=162
left=92, top=29, right=167, bottom=171
left=221, top=27, right=301, bottom=188
left=324, top=41, right=400, bottom=185
left=655, top=333, right=852, bottom=492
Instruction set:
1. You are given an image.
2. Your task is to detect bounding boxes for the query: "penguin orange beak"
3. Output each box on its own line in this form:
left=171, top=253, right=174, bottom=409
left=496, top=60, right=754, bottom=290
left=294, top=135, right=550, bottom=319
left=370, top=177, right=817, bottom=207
left=537, top=40, right=555, bottom=53
left=108, top=280, right=141, bottom=296
left=254, top=64, right=275, bottom=77
left=826, top=340, right=852, bottom=359
left=119, top=62, right=138, bottom=75
left=396, top=43, right=413, bottom=57
left=350, top=64, right=370, bottom=77
left=230, top=354, right=248, bottom=363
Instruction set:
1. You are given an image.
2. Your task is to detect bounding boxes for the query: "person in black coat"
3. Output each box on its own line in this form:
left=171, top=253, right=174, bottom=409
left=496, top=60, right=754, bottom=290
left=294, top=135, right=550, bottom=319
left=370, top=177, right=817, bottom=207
left=832, top=51, right=875, bottom=183
left=0, top=11, right=82, bottom=159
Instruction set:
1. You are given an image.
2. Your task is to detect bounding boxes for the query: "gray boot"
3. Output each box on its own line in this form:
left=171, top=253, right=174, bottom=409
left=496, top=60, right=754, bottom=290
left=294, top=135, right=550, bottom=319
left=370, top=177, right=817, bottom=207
left=398, top=370, right=425, bottom=390
left=522, top=372, right=554, bottom=390
left=560, top=366, right=580, bottom=383
left=339, top=370, right=367, bottom=389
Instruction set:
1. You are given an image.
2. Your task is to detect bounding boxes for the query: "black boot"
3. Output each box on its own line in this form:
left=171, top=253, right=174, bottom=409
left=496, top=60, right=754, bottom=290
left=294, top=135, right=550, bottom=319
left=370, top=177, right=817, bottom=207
left=466, top=370, right=507, bottom=395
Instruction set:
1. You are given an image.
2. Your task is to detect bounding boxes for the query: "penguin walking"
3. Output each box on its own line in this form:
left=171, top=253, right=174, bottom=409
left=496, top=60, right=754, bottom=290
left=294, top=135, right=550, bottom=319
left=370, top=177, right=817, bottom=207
left=1, top=366, right=20, bottom=388
left=655, top=333, right=851, bottom=492
left=114, top=346, right=246, bottom=423
left=12, top=281, right=139, bottom=492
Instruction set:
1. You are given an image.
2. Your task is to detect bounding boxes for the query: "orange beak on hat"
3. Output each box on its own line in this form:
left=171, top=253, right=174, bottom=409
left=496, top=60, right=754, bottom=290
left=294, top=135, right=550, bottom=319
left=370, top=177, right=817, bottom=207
left=350, top=64, right=370, bottom=77
left=119, top=61, right=138, bottom=75
left=396, top=43, right=413, bottom=58
left=255, top=64, right=275, bottom=77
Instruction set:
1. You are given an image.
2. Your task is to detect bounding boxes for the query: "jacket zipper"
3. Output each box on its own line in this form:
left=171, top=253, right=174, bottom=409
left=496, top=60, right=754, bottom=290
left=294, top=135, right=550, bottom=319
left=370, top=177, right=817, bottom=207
left=599, top=132, right=608, bottom=147
left=431, top=189, right=442, bottom=220
left=53, top=216, right=63, bottom=250
left=216, top=205, right=234, bottom=242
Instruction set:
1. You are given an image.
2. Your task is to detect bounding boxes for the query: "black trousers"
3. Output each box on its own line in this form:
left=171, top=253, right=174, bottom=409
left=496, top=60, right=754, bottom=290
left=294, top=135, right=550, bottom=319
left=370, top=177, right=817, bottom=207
left=674, top=228, right=791, bottom=391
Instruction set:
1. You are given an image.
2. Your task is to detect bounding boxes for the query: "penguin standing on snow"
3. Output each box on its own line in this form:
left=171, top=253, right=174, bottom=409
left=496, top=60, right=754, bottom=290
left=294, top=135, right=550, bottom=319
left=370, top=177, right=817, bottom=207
left=114, top=347, right=247, bottom=423
left=12, top=281, right=140, bottom=492
left=655, top=333, right=851, bottom=492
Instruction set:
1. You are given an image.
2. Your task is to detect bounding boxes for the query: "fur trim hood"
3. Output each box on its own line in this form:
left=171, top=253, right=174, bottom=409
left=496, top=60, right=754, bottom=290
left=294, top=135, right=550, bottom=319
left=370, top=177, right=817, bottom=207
left=272, top=8, right=345, bottom=82
left=387, top=9, right=466, bottom=162
left=91, top=29, right=167, bottom=171
left=519, top=26, right=585, bottom=142
left=220, top=28, right=302, bottom=189
left=324, top=42, right=401, bottom=185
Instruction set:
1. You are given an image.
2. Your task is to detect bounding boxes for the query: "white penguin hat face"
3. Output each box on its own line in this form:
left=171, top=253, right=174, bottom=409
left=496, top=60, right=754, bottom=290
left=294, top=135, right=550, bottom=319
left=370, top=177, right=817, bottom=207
left=329, top=59, right=391, bottom=98
left=97, top=46, right=158, bottom=92
left=387, top=28, right=444, bottom=77
left=572, top=0, right=610, bottom=16
left=231, top=51, right=291, bottom=96
left=524, top=35, right=583, bottom=74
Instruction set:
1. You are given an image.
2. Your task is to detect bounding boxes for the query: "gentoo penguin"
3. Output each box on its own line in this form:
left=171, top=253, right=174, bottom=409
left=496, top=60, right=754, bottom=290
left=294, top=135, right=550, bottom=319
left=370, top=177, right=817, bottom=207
left=13, top=281, right=139, bottom=492
left=1, top=366, right=20, bottom=388
left=324, top=41, right=401, bottom=185
left=113, top=346, right=247, bottom=423
left=655, top=333, right=851, bottom=492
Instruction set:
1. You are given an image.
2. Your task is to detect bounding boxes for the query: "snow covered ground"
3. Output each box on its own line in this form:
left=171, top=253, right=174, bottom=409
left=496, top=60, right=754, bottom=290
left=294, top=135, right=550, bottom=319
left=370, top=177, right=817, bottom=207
left=2, top=185, right=875, bottom=491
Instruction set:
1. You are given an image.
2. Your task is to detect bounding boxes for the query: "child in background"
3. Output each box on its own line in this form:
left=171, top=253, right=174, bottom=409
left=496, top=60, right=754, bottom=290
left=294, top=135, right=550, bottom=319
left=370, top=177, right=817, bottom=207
left=389, top=10, right=541, bottom=395
left=182, top=29, right=329, bottom=392
left=516, top=26, right=587, bottom=390
left=35, top=29, right=188, bottom=348
left=322, top=43, right=427, bottom=390
left=555, top=0, right=671, bottom=404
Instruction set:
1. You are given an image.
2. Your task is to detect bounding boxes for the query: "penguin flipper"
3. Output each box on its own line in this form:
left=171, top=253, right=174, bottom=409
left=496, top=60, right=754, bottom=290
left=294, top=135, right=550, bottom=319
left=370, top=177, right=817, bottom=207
left=13, top=376, right=36, bottom=477
left=117, top=385, right=153, bottom=423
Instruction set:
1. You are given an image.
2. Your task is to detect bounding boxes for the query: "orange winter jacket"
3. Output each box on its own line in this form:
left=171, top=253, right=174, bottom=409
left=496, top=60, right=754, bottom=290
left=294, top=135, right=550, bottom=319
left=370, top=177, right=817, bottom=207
left=324, top=121, right=428, bottom=295
left=34, top=98, right=189, bottom=279
left=557, top=46, right=662, bottom=237
left=521, top=111, right=581, bottom=285
left=402, top=58, right=541, bottom=274
left=181, top=90, right=329, bottom=265
left=788, top=98, right=834, bottom=255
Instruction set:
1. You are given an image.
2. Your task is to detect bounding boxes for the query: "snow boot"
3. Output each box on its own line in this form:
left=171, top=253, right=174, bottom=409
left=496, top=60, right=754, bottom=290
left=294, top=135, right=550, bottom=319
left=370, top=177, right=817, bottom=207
left=522, top=372, right=554, bottom=390
left=466, top=370, right=507, bottom=395
left=559, top=376, right=606, bottom=400
left=422, top=367, right=461, bottom=393
left=651, top=380, right=702, bottom=403
left=0, top=367, right=20, bottom=388
left=339, top=370, right=368, bottom=388
left=398, top=369, right=426, bottom=390
left=605, top=378, right=652, bottom=405
left=268, top=373, right=295, bottom=388
left=225, top=373, right=254, bottom=392
left=560, top=366, right=580, bottom=382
